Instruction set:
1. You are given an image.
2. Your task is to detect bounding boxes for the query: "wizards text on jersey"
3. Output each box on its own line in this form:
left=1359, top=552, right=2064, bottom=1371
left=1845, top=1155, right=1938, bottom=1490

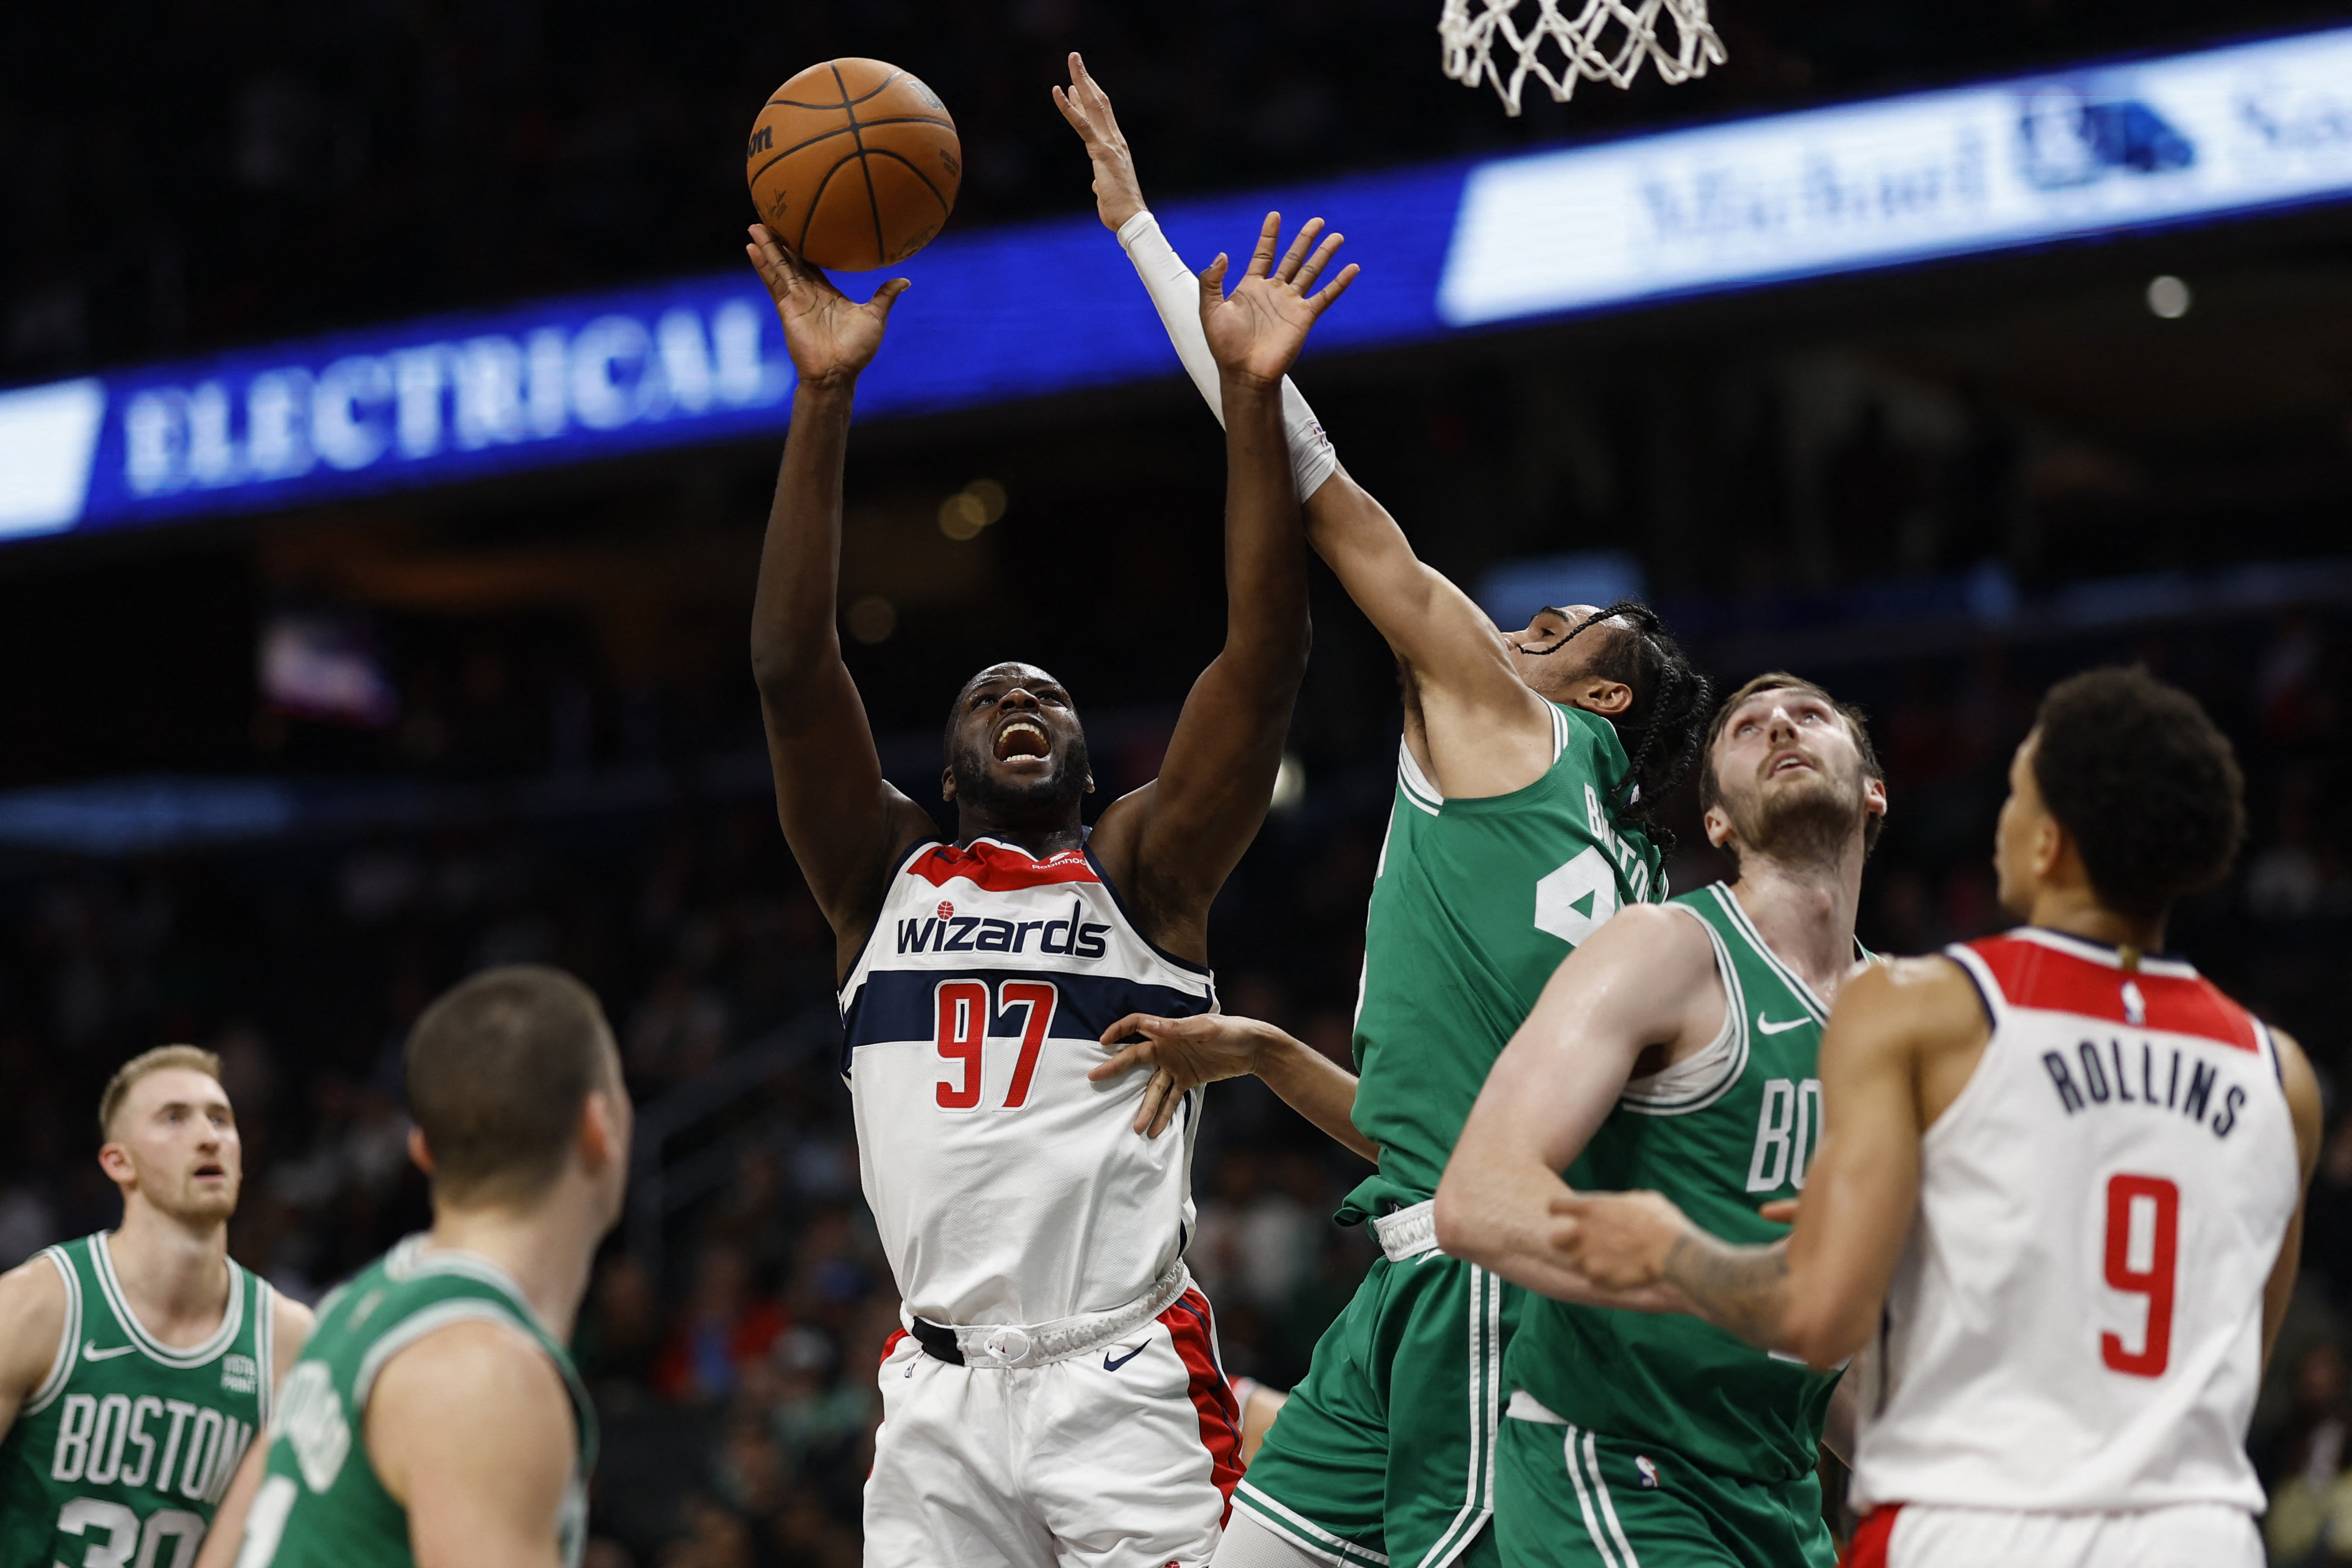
left=837, top=837, right=1217, bottom=1328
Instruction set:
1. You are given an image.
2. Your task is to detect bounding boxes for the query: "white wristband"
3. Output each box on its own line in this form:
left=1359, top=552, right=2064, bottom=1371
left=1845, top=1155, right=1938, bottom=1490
left=1116, top=211, right=1340, bottom=502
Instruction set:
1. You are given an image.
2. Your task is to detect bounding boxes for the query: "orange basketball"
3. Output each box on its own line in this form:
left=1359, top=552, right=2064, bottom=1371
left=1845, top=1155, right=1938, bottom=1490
left=746, top=59, right=960, bottom=272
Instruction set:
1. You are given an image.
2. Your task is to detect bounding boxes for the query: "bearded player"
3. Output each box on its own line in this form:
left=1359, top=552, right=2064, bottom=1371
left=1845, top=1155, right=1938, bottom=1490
left=1433, top=675, right=1883, bottom=1568
left=743, top=196, right=1354, bottom=1565
left=0, top=1046, right=312, bottom=1568
left=198, top=965, right=628, bottom=1568
left=1060, top=56, right=1713, bottom=1568
left=1557, top=667, right=2323, bottom=1568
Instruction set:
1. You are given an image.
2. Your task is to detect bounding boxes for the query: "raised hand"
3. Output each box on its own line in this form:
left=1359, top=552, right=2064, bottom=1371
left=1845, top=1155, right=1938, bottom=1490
left=1051, top=52, right=1146, bottom=232
left=1198, top=212, right=1359, bottom=388
left=744, top=224, right=910, bottom=389
left=1089, top=1011, right=1285, bottom=1138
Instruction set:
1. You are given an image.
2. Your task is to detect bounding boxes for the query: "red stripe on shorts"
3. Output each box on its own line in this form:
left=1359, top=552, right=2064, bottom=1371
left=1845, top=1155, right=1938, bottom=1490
left=1157, top=1287, right=1243, bottom=1518
left=1844, top=1505, right=1901, bottom=1568
left=870, top=1328, right=911, bottom=1482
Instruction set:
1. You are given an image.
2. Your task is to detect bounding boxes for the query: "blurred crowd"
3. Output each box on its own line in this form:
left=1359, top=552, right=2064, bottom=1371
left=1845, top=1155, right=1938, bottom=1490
left=0, top=602, right=2343, bottom=1560
left=5, top=0, right=2345, bottom=385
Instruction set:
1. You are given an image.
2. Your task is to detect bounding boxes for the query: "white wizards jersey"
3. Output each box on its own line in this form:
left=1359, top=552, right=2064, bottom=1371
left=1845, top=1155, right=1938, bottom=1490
left=1849, top=927, right=2299, bottom=1517
left=838, top=836, right=1216, bottom=1328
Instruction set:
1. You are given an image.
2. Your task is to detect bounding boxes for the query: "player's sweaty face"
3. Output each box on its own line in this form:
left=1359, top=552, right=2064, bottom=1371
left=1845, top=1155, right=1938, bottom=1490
left=1713, top=690, right=1873, bottom=862
left=1503, top=604, right=1614, bottom=696
left=110, top=1069, right=242, bottom=1220
left=944, top=663, right=1092, bottom=812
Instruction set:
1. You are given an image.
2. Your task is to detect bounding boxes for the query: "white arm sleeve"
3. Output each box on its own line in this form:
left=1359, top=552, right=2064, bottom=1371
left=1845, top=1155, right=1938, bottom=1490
left=1116, top=210, right=1340, bottom=502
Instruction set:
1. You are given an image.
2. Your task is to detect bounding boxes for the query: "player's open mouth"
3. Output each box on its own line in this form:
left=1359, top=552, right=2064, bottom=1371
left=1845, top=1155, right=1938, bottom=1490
left=1766, top=750, right=1815, bottom=779
left=993, top=719, right=1050, bottom=763
left=192, top=1163, right=225, bottom=1178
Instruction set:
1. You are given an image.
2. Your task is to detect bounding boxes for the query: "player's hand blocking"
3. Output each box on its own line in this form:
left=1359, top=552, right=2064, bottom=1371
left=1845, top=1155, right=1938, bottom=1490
left=1053, top=52, right=1146, bottom=233
left=744, top=224, right=911, bottom=389
left=1198, top=213, right=1359, bottom=388
left=1090, top=1012, right=1287, bottom=1138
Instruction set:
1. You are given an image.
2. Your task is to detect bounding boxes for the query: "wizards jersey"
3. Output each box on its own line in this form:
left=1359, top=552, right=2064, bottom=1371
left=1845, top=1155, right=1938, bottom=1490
left=1850, top=928, right=2299, bottom=1517
left=838, top=837, right=1217, bottom=1328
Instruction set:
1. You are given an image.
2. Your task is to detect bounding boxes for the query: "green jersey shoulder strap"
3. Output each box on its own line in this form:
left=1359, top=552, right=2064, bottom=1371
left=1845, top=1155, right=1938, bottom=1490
left=232, top=1236, right=594, bottom=1568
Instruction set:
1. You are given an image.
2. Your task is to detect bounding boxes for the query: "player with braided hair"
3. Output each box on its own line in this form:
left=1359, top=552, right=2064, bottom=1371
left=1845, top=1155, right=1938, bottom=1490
left=1059, top=55, right=1710, bottom=1568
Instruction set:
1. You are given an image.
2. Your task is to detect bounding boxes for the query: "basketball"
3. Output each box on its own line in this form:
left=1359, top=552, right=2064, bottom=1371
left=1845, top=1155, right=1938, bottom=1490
left=746, top=59, right=960, bottom=272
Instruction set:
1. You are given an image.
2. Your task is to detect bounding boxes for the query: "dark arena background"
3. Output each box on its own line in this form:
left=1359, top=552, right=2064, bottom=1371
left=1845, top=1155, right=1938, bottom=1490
left=5, top=2, right=2352, bottom=1562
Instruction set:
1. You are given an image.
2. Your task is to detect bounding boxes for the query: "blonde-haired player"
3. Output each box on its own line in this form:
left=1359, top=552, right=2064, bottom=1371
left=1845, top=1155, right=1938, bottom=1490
left=0, top=1045, right=313, bottom=1566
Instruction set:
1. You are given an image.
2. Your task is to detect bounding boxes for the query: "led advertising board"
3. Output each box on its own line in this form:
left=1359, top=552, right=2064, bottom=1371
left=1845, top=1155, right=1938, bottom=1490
left=1438, top=25, right=2352, bottom=324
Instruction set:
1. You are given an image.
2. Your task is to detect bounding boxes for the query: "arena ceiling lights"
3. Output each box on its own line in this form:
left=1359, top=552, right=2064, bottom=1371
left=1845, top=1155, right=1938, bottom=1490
left=3, top=22, right=2349, bottom=545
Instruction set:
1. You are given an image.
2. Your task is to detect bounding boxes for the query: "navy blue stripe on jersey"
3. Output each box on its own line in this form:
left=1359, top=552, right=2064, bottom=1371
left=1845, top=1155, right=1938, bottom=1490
left=839, top=968, right=1212, bottom=1076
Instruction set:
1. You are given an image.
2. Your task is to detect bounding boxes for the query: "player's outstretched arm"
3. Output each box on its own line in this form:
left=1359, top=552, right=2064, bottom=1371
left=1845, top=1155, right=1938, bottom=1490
left=1091, top=214, right=1353, bottom=957
left=2264, top=1026, right=2324, bottom=1371
left=1302, top=473, right=1559, bottom=798
left=1092, top=1011, right=1375, bottom=1161
left=1059, top=53, right=1341, bottom=514
left=1435, top=905, right=1716, bottom=1307
left=1558, top=957, right=1981, bottom=1366
left=744, top=228, right=938, bottom=969
left=1057, top=54, right=1552, bottom=799
left=0, top=1253, right=65, bottom=1448
left=369, top=1320, right=577, bottom=1568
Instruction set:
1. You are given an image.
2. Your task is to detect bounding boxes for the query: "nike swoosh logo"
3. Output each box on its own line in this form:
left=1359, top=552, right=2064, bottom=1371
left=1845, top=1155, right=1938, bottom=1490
left=1756, top=1013, right=1811, bottom=1035
left=82, top=1342, right=138, bottom=1361
left=1103, top=1344, right=1148, bottom=1372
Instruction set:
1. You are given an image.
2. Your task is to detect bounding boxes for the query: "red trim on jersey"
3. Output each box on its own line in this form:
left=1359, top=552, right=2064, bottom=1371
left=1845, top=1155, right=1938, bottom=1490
left=905, top=840, right=1102, bottom=892
left=1158, top=1288, right=1243, bottom=1518
left=1965, top=935, right=2260, bottom=1053
left=1843, top=1505, right=1901, bottom=1567
left=880, top=1326, right=908, bottom=1363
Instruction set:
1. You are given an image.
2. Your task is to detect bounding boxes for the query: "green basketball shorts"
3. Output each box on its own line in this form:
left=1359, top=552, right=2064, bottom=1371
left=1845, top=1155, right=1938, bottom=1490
left=1233, top=1236, right=1517, bottom=1568
left=1494, top=1407, right=1835, bottom=1568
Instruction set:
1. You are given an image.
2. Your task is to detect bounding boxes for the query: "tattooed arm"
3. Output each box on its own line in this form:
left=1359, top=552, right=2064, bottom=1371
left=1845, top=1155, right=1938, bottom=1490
left=1549, top=1188, right=1796, bottom=1348
left=1666, top=1228, right=1795, bottom=1347
left=1557, top=959, right=1988, bottom=1369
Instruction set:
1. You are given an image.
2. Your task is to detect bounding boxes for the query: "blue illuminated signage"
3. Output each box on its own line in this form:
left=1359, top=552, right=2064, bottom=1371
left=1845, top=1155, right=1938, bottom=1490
left=3, top=23, right=2350, bottom=543
left=1438, top=26, right=2352, bottom=323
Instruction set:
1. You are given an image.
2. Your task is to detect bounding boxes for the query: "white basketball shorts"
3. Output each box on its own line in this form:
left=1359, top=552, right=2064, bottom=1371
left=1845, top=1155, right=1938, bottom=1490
left=864, top=1284, right=1244, bottom=1568
left=1850, top=1501, right=2261, bottom=1568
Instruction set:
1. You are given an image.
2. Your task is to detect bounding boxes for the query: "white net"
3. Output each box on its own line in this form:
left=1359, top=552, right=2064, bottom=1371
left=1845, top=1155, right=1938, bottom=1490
left=1439, top=0, right=1726, bottom=116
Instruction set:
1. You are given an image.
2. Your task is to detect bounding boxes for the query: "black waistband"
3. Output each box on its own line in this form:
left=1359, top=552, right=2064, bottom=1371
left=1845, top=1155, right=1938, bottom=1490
left=909, top=1317, right=964, bottom=1365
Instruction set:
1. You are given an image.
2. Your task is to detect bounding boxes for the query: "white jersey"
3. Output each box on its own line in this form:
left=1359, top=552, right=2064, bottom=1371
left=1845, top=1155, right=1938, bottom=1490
left=838, top=835, right=1215, bottom=1328
left=1849, top=927, right=2300, bottom=1517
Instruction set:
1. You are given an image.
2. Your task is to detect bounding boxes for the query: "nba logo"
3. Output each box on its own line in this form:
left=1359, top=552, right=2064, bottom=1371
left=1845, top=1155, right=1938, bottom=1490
left=2121, top=980, right=2147, bottom=1026
left=1635, top=1455, right=1660, bottom=1490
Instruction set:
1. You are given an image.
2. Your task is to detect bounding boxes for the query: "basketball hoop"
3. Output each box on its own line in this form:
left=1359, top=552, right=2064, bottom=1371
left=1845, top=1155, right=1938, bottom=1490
left=1439, top=0, right=1726, bottom=116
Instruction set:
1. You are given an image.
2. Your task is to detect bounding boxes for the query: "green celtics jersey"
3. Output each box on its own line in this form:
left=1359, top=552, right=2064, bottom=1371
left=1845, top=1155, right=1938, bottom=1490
left=230, top=1236, right=594, bottom=1568
left=0, top=1232, right=276, bottom=1568
left=1345, top=702, right=1664, bottom=1218
left=1509, top=881, right=1846, bottom=1484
